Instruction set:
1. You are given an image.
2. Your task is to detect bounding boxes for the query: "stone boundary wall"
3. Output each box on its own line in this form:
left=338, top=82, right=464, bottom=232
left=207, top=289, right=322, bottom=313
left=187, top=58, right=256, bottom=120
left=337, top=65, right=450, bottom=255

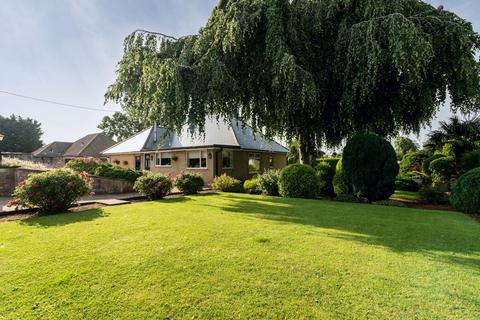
left=0, top=167, right=134, bottom=196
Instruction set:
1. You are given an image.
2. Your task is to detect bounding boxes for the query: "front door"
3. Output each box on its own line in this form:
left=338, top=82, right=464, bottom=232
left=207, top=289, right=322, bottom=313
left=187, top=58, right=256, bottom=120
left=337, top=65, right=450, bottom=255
left=144, top=154, right=151, bottom=171
left=135, top=156, right=141, bottom=170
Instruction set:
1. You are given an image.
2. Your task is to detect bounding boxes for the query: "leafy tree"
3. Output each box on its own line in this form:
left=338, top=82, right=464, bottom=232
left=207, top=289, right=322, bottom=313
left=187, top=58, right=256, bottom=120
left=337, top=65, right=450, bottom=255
left=424, top=116, right=480, bottom=158
left=106, top=0, right=480, bottom=164
left=394, top=137, right=419, bottom=160
left=98, top=112, right=148, bottom=141
left=0, top=114, right=43, bottom=152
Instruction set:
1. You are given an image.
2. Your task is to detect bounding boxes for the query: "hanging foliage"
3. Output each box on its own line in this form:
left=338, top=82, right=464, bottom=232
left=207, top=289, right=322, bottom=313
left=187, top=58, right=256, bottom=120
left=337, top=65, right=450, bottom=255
left=106, top=0, right=480, bottom=163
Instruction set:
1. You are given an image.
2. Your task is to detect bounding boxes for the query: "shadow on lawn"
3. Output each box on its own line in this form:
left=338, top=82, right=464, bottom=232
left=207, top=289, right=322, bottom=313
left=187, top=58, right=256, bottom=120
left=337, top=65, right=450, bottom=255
left=210, top=194, right=480, bottom=269
left=20, top=209, right=108, bottom=228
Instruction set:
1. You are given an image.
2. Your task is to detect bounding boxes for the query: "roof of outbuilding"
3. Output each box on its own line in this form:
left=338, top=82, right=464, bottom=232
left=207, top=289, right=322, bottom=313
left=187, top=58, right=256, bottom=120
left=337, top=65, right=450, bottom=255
left=102, top=117, right=288, bottom=155
left=33, top=142, right=73, bottom=158
left=64, top=133, right=116, bottom=158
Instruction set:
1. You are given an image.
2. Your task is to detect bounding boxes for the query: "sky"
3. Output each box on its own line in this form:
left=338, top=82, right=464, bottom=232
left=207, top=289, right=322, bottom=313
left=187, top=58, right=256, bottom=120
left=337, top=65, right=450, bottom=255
left=0, top=0, right=478, bottom=145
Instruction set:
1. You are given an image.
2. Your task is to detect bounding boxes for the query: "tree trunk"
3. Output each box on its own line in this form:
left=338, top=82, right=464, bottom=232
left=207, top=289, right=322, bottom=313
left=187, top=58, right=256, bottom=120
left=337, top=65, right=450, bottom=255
left=298, top=134, right=313, bottom=165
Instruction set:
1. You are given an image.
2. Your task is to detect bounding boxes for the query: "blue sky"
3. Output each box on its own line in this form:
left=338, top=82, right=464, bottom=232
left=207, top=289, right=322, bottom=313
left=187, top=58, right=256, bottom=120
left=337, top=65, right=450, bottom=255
left=0, top=0, right=478, bottom=145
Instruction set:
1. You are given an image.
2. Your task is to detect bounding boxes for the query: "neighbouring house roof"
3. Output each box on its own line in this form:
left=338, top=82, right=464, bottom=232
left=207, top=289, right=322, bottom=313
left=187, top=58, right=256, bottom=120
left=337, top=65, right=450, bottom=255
left=102, top=117, right=288, bottom=155
left=33, top=133, right=116, bottom=159
left=33, top=142, right=73, bottom=158
left=64, top=133, right=116, bottom=158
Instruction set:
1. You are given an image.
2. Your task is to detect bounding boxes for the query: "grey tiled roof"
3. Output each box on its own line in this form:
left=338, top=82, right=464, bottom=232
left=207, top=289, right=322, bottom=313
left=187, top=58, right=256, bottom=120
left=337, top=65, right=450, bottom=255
left=64, top=133, right=116, bottom=157
left=102, top=117, right=288, bottom=155
left=33, top=142, right=73, bottom=158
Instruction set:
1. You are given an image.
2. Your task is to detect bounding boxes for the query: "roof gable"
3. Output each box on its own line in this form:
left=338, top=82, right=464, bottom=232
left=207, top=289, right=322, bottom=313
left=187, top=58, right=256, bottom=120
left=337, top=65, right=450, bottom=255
left=64, top=133, right=115, bottom=157
left=33, top=142, right=73, bottom=158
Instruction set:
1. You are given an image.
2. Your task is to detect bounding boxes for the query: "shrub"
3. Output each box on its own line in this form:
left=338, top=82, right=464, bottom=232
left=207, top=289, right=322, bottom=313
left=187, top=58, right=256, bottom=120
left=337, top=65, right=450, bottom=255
left=429, top=156, right=456, bottom=184
left=451, top=167, right=480, bottom=214
left=175, top=172, right=204, bottom=195
left=278, top=164, right=318, bottom=199
left=65, top=158, right=101, bottom=174
left=460, top=151, right=480, bottom=173
left=94, top=163, right=142, bottom=182
left=342, top=134, right=399, bottom=201
left=399, top=151, right=429, bottom=174
left=395, top=177, right=419, bottom=192
left=422, top=154, right=446, bottom=175
left=257, top=169, right=280, bottom=196
left=316, top=158, right=340, bottom=171
left=134, top=173, right=173, bottom=200
left=419, top=187, right=450, bottom=205
left=212, top=174, right=243, bottom=193
left=12, top=169, right=91, bottom=213
left=243, top=178, right=260, bottom=194
left=333, top=159, right=349, bottom=196
left=316, top=162, right=336, bottom=197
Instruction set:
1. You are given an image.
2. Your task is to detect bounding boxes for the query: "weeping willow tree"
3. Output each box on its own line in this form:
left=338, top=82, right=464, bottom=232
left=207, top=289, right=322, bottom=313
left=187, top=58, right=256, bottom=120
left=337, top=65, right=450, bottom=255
left=106, top=0, right=480, bottom=164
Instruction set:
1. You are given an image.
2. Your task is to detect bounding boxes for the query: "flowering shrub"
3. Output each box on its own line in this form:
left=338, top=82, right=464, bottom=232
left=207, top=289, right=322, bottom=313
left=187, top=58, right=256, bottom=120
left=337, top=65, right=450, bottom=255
left=175, top=172, right=205, bottom=195
left=243, top=178, right=260, bottom=194
left=212, top=174, right=243, bottom=193
left=134, top=173, right=173, bottom=200
left=65, top=158, right=101, bottom=174
left=11, top=169, right=91, bottom=213
left=94, top=163, right=142, bottom=182
left=257, top=170, right=280, bottom=196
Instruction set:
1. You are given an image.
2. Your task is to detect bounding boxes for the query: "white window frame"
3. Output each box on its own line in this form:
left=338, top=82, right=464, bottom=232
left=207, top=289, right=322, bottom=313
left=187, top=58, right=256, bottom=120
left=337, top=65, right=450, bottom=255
left=222, top=149, right=234, bottom=169
left=248, top=153, right=261, bottom=174
left=187, top=150, right=208, bottom=169
left=155, top=152, right=172, bottom=168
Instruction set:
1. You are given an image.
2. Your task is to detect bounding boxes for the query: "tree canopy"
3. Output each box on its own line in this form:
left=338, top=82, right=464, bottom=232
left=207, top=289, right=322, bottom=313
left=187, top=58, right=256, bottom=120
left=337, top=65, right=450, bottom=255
left=106, top=0, right=480, bottom=163
left=394, top=136, right=419, bottom=160
left=0, top=114, right=43, bottom=152
left=98, top=112, right=148, bottom=141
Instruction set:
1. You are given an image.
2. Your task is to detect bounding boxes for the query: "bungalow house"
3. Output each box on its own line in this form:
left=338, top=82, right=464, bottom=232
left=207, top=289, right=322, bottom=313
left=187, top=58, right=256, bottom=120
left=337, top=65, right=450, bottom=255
left=32, top=133, right=116, bottom=167
left=101, top=118, right=288, bottom=184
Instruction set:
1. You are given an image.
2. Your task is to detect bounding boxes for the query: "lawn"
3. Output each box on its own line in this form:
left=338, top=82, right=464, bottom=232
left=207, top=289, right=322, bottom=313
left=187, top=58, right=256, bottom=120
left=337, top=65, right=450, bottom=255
left=1, top=193, right=479, bottom=319
left=391, top=190, right=421, bottom=201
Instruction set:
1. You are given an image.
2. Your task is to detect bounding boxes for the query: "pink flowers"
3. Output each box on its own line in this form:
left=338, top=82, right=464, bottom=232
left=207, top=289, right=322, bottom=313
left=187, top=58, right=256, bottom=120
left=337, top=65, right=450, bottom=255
left=67, top=181, right=77, bottom=187
left=90, top=192, right=96, bottom=197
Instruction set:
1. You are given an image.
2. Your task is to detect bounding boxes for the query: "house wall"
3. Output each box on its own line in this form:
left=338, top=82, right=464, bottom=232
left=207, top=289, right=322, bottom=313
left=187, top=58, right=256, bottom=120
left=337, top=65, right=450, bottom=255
left=217, top=150, right=287, bottom=181
left=106, top=149, right=287, bottom=185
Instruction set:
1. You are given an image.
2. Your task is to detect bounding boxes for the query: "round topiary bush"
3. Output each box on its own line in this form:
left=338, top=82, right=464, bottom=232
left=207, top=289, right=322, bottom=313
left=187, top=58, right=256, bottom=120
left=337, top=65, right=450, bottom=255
left=243, top=178, right=260, bottom=194
left=175, top=172, right=205, bottom=195
left=399, top=151, right=429, bottom=174
left=451, top=167, right=480, bottom=214
left=134, top=173, right=173, bottom=200
left=422, top=154, right=446, bottom=175
left=12, top=169, right=91, bottom=213
left=342, top=133, right=399, bottom=201
left=257, top=169, right=280, bottom=196
left=278, top=164, right=319, bottom=199
left=316, top=162, right=336, bottom=197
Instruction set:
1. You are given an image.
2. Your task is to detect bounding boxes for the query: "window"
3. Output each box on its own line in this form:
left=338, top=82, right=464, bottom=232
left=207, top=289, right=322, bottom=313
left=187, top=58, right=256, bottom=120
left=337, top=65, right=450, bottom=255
left=155, top=152, right=172, bottom=167
left=187, top=150, right=207, bottom=169
left=269, top=154, right=274, bottom=168
left=222, top=149, right=234, bottom=169
left=248, top=153, right=261, bottom=174
left=144, top=154, right=150, bottom=171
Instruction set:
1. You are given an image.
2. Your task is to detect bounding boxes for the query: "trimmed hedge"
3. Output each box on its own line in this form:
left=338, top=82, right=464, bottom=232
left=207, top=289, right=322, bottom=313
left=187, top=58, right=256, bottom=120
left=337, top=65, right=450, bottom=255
left=419, top=187, right=450, bottom=205
left=451, top=167, right=480, bottom=214
left=422, top=154, right=446, bottom=175
left=257, top=170, right=280, bottom=196
left=400, top=151, right=429, bottom=174
left=12, top=169, right=91, bottom=213
left=279, top=164, right=318, bottom=199
left=333, top=159, right=349, bottom=196
left=175, top=172, right=204, bottom=195
left=395, top=177, right=419, bottom=192
left=65, top=158, right=101, bottom=175
left=429, top=156, right=455, bottom=184
left=342, top=133, right=399, bottom=201
left=134, top=173, right=173, bottom=200
left=94, top=164, right=142, bottom=182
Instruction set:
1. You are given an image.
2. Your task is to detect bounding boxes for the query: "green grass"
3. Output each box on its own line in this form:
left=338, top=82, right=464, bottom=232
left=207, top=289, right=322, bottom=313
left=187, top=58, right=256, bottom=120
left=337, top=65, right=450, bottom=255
left=392, top=190, right=421, bottom=201
left=1, top=193, right=479, bottom=319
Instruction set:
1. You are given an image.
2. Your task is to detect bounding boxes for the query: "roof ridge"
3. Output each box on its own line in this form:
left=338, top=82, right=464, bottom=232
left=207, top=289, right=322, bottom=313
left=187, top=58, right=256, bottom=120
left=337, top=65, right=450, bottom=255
left=76, top=133, right=100, bottom=156
left=100, top=126, right=152, bottom=154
